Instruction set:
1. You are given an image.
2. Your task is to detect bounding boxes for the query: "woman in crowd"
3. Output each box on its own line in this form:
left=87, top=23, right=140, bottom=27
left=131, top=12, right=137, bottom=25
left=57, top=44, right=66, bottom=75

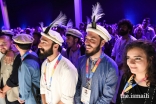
left=116, top=40, right=156, bottom=104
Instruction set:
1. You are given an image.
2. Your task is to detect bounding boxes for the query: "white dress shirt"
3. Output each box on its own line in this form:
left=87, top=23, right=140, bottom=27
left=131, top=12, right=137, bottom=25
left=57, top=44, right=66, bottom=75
left=40, top=54, right=78, bottom=104
left=111, top=35, right=136, bottom=66
left=0, top=52, right=4, bottom=60
left=142, top=27, right=155, bottom=41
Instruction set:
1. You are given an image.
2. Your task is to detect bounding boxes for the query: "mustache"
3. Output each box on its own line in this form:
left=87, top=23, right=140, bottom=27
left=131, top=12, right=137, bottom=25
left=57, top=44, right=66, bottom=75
left=85, top=45, right=92, bottom=48
left=39, top=48, right=44, bottom=51
left=120, top=29, right=125, bottom=32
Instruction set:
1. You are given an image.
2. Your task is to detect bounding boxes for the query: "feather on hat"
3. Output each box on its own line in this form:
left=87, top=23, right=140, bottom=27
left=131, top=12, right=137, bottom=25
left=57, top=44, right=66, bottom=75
left=86, top=2, right=111, bottom=42
left=41, top=12, right=67, bottom=46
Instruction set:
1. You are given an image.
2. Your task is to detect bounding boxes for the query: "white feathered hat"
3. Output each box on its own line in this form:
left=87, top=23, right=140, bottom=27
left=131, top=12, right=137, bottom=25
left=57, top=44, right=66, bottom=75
left=40, top=12, right=67, bottom=46
left=86, top=2, right=111, bottom=42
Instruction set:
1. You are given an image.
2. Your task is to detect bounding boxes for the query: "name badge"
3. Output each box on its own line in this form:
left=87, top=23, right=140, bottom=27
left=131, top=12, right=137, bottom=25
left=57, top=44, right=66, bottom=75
left=45, top=88, right=52, bottom=104
left=81, top=87, right=91, bottom=104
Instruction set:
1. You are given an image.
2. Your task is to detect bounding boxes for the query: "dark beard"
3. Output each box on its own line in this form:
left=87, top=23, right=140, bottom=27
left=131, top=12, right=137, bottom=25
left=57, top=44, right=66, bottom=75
left=3, top=46, right=12, bottom=54
left=85, top=42, right=101, bottom=57
left=119, top=29, right=129, bottom=36
left=38, top=44, right=54, bottom=60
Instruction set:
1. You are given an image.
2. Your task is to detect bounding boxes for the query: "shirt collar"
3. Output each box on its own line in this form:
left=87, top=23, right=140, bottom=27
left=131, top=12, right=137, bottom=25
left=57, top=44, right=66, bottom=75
left=46, top=53, right=61, bottom=63
left=21, top=50, right=32, bottom=60
left=89, top=52, right=104, bottom=64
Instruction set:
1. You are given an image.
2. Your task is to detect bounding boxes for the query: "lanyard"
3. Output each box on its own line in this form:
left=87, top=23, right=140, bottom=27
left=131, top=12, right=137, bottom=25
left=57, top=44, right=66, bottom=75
left=86, top=53, right=103, bottom=80
left=44, top=55, right=62, bottom=88
left=121, top=74, right=146, bottom=95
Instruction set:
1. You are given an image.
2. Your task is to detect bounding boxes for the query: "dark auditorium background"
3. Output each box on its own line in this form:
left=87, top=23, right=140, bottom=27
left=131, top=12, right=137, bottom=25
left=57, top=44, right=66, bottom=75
left=0, top=0, right=156, bottom=28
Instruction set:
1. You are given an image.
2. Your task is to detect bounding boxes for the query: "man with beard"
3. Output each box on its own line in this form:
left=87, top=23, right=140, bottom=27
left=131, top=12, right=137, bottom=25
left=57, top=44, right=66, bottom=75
left=12, top=34, right=40, bottom=104
left=65, top=28, right=85, bottom=67
left=38, top=27, right=78, bottom=104
left=111, top=19, right=136, bottom=104
left=74, top=3, right=118, bottom=104
left=0, top=30, right=21, bottom=104
left=111, top=19, right=136, bottom=69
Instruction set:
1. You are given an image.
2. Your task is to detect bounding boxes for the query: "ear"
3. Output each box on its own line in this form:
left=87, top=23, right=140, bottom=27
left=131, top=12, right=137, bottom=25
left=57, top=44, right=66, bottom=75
left=14, top=44, right=18, bottom=50
left=150, top=56, right=153, bottom=61
left=10, top=41, right=14, bottom=49
left=100, top=40, right=106, bottom=48
left=128, top=29, right=131, bottom=33
left=53, top=44, right=59, bottom=51
left=10, top=41, right=13, bottom=44
left=74, top=38, right=78, bottom=43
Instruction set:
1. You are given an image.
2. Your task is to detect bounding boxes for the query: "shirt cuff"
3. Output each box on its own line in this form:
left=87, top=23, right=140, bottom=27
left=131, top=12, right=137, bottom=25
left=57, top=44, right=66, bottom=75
left=40, top=88, right=46, bottom=94
left=19, top=93, right=25, bottom=101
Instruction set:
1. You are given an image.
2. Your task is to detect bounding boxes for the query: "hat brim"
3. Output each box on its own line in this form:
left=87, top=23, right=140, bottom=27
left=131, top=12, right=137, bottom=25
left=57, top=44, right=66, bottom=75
left=66, top=29, right=82, bottom=38
left=41, top=32, right=62, bottom=46
left=66, top=32, right=81, bottom=38
left=86, top=24, right=111, bottom=42
left=13, top=39, right=33, bottom=44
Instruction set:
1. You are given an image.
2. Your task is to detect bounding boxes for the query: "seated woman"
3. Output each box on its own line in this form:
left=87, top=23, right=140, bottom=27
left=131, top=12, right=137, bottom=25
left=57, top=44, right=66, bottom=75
left=116, top=40, right=156, bottom=104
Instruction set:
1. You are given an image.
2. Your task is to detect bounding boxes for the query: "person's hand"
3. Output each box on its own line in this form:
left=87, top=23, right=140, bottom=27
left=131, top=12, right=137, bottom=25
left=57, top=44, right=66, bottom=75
left=0, top=92, right=5, bottom=98
left=18, top=97, right=25, bottom=104
left=0, top=90, right=5, bottom=98
left=0, top=89, right=3, bottom=93
left=4, top=50, right=14, bottom=65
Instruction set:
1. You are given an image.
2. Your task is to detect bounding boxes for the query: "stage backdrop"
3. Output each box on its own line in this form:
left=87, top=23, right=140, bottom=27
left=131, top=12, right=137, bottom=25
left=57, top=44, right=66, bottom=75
left=1, top=0, right=156, bottom=28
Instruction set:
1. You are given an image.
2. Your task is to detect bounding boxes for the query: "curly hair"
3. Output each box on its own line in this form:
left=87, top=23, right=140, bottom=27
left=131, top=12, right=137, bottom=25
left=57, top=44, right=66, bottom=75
left=122, top=40, right=156, bottom=85
left=118, top=19, right=133, bottom=34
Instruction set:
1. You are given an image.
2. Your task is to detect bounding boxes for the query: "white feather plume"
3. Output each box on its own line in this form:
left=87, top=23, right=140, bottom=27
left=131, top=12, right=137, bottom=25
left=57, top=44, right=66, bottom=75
left=39, top=22, right=44, bottom=28
left=86, top=16, right=91, bottom=24
left=91, top=2, right=104, bottom=22
left=50, top=12, right=67, bottom=28
left=67, top=19, right=73, bottom=28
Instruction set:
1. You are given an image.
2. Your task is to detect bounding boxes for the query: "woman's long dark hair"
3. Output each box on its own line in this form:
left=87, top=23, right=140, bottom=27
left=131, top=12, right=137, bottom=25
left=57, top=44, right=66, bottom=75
left=122, top=40, right=156, bottom=85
